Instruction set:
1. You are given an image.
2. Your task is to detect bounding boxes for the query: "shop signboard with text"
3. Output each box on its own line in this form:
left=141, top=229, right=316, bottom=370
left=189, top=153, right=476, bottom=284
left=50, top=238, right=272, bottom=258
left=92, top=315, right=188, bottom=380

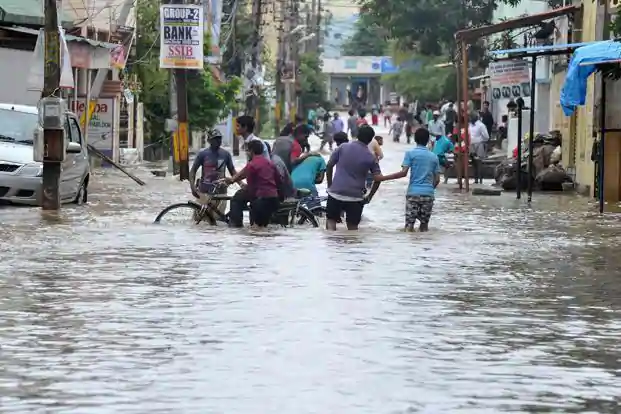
left=71, top=98, right=115, bottom=151
left=489, top=60, right=531, bottom=100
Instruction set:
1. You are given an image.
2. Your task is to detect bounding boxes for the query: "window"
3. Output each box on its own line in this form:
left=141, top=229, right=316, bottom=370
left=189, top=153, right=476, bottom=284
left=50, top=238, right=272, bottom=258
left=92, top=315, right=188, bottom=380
left=69, top=117, right=82, bottom=145
left=0, top=109, right=38, bottom=143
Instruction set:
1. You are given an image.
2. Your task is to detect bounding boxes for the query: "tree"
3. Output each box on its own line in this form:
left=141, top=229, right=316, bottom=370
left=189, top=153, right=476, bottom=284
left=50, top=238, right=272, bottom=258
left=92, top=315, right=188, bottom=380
left=298, top=52, right=329, bottom=111
left=341, top=13, right=388, bottom=56
left=129, top=0, right=242, bottom=145
left=358, top=0, right=521, bottom=55
left=383, top=54, right=457, bottom=103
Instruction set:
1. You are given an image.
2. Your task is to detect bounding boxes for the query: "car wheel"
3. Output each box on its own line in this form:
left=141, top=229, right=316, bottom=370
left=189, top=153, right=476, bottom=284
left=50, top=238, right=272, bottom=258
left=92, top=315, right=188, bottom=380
left=73, top=178, right=88, bottom=205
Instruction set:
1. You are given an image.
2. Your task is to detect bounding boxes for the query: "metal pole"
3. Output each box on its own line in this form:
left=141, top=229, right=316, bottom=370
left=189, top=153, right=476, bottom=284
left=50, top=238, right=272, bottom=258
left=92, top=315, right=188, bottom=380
left=84, top=68, right=92, bottom=146
left=170, top=0, right=190, bottom=181
left=275, top=19, right=284, bottom=136
left=168, top=69, right=178, bottom=174
left=516, top=100, right=523, bottom=199
left=41, top=0, right=63, bottom=211
left=246, top=0, right=263, bottom=116
left=460, top=41, right=470, bottom=192
left=527, top=56, right=537, bottom=203
left=455, top=52, right=463, bottom=190
left=599, top=77, right=606, bottom=213
left=315, top=0, right=322, bottom=52
left=291, top=0, right=300, bottom=119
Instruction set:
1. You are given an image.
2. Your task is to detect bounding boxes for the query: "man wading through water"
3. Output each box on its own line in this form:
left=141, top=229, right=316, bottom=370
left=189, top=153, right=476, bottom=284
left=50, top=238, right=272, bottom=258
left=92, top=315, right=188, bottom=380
left=325, top=126, right=403, bottom=231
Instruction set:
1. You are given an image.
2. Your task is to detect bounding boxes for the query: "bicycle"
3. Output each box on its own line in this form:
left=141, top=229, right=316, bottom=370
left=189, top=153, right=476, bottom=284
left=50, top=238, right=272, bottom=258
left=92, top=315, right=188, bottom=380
left=154, top=185, right=320, bottom=227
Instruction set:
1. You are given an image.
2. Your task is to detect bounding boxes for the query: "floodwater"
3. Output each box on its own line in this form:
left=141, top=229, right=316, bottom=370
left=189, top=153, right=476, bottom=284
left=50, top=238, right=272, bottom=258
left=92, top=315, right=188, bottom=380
left=2, top=129, right=621, bottom=413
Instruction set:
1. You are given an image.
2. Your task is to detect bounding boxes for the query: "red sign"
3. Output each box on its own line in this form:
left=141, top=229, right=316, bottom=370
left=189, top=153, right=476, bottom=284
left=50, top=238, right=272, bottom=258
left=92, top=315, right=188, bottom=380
left=71, top=100, right=109, bottom=114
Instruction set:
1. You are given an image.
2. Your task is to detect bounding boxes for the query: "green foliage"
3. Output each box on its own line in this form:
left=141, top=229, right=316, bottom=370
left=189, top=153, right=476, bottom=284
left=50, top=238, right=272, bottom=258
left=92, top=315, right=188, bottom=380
left=383, top=54, right=456, bottom=103
left=130, top=0, right=242, bottom=143
left=358, top=0, right=521, bottom=55
left=186, top=72, right=242, bottom=131
left=341, top=13, right=389, bottom=56
left=298, top=52, right=329, bottom=111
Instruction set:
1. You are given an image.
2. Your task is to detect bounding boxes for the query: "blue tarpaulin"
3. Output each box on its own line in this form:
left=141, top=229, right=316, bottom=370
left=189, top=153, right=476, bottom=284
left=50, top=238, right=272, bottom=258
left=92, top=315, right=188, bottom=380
left=560, top=40, right=621, bottom=116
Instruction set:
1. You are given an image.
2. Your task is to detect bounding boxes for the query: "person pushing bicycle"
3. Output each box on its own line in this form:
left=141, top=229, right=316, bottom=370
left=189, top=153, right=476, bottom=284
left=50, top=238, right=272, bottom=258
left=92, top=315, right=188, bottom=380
left=189, top=129, right=237, bottom=214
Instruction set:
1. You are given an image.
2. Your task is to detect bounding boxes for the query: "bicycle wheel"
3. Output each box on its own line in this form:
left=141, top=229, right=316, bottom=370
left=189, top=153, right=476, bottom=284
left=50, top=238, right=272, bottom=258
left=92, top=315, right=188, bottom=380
left=295, top=205, right=320, bottom=227
left=154, top=202, right=210, bottom=224
left=308, top=205, right=327, bottom=217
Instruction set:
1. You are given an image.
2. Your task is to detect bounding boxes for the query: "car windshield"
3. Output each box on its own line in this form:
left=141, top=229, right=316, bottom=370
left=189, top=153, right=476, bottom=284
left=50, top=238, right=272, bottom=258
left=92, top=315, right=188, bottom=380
left=0, top=108, right=37, bottom=144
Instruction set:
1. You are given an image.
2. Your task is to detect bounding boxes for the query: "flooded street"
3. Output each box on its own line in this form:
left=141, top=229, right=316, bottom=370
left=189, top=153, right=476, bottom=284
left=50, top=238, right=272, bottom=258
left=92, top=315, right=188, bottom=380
left=2, top=129, right=621, bottom=413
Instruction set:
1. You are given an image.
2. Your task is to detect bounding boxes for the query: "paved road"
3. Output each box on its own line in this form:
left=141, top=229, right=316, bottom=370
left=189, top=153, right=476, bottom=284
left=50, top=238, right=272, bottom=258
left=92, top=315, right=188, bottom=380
left=1, top=123, right=621, bottom=413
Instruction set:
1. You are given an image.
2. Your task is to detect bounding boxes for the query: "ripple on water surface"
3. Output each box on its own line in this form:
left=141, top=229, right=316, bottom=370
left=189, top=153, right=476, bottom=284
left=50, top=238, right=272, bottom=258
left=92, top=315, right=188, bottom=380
left=2, top=140, right=621, bottom=413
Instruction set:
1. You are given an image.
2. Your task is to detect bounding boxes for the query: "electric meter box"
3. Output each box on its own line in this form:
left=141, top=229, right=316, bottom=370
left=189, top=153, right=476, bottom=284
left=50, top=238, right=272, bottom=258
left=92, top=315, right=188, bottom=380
left=33, top=126, right=66, bottom=163
left=37, top=97, right=66, bottom=130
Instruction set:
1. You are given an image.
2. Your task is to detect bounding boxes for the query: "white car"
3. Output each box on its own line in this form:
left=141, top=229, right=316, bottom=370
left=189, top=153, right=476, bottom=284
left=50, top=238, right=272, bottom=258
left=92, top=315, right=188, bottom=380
left=0, top=103, right=90, bottom=206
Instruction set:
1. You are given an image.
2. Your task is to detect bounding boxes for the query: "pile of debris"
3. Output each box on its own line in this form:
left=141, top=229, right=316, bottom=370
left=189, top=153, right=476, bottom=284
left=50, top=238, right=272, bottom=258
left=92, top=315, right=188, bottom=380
left=495, top=130, right=573, bottom=191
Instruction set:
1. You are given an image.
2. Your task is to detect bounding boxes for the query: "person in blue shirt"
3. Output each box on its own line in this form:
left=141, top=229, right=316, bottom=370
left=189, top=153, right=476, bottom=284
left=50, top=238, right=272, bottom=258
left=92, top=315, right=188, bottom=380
left=432, top=134, right=455, bottom=185
left=291, top=154, right=327, bottom=196
left=375, top=128, right=440, bottom=232
left=432, top=134, right=455, bottom=167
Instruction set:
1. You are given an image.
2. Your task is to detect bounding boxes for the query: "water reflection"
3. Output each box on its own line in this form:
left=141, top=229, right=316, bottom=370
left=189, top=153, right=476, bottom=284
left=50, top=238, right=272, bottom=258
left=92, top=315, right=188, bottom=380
left=1, top=138, right=621, bottom=412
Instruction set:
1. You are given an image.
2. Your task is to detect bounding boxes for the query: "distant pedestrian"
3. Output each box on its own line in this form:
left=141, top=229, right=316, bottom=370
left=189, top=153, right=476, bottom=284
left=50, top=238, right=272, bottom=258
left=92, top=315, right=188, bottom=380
left=390, top=116, right=404, bottom=142
left=346, top=109, right=359, bottom=138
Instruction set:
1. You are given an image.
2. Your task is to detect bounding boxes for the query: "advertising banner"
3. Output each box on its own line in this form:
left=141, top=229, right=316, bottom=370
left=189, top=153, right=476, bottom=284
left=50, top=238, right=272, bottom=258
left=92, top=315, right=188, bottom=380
left=159, top=5, right=204, bottom=69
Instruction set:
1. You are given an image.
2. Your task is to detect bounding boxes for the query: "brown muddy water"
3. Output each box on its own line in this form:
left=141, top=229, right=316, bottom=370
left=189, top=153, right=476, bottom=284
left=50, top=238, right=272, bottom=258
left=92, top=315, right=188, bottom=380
left=1, top=138, right=621, bottom=413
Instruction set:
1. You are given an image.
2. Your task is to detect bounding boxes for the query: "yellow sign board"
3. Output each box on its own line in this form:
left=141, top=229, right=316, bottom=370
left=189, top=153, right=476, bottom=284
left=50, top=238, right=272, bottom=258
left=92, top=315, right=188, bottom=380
left=80, top=100, right=97, bottom=132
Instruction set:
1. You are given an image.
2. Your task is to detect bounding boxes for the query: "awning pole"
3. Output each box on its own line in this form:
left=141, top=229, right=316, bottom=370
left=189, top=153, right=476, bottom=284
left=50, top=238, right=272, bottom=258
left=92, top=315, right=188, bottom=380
left=599, top=76, right=606, bottom=214
left=461, top=41, right=470, bottom=192
left=527, top=56, right=537, bottom=203
left=516, top=99, right=523, bottom=199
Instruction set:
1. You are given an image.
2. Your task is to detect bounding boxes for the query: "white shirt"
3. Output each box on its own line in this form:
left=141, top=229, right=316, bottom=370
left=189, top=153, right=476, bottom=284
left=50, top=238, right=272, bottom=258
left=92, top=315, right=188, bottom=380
left=468, top=120, right=490, bottom=144
left=244, top=133, right=270, bottom=159
left=428, top=119, right=445, bottom=137
left=440, top=102, right=452, bottom=120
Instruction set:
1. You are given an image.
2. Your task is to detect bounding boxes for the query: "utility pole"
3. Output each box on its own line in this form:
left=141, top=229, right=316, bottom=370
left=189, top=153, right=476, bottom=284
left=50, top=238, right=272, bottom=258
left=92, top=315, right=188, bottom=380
left=170, top=0, right=189, bottom=181
left=315, top=0, right=322, bottom=52
left=168, top=71, right=178, bottom=175
left=246, top=0, right=263, bottom=117
left=291, top=0, right=301, bottom=119
left=41, top=0, right=63, bottom=210
left=274, top=1, right=285, bottom=137
left=309, top=0, right=317, bottom=52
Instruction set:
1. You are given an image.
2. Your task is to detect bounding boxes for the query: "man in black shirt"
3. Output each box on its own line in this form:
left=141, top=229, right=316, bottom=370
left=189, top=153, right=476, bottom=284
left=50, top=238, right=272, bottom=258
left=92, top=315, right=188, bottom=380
left=444, top=102, right=456, bottom=135
left=480, top=101, right=494, bottom=138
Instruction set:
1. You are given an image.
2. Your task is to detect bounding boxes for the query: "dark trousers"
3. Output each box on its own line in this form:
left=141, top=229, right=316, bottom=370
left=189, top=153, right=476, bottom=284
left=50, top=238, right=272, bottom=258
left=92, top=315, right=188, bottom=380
left=228, top=188, right=250, bottom=227
left=250, top=197, right=280, bottom=227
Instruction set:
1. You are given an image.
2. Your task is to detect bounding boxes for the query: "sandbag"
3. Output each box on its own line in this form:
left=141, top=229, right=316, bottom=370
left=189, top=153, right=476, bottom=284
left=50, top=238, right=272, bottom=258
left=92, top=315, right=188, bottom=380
left=536, top=164, right=570, bottom=191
